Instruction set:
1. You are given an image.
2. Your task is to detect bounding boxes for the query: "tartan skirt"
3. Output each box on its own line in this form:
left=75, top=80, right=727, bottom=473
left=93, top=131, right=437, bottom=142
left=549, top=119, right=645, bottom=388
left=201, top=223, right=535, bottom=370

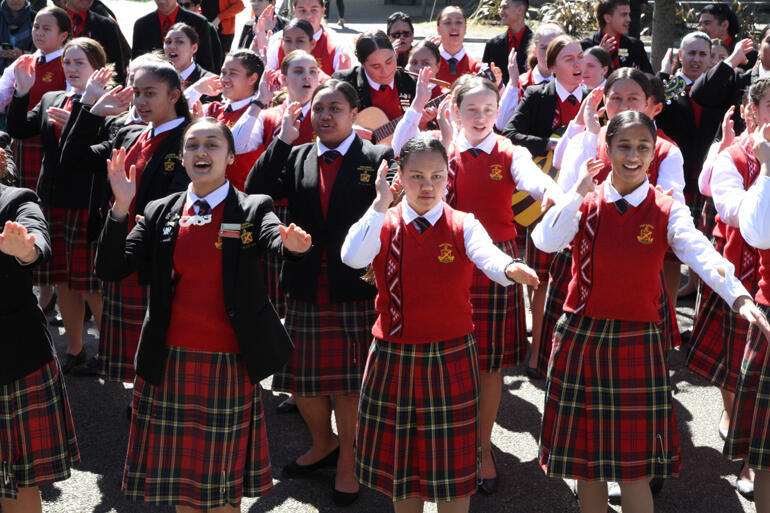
left=99, top=274, right=148, bottom=382
left=471, top=239, right=526, bottom=372
left=537, top=247, right=572, bottom=375
left=356, top=335, right=480, bottom=502
left=272, top=295, right=377, bottom=396
left=123, top=346, right=273, bottom=508
left=262, top=204, right=288, bottom=318
left=32, top=205, right=54, bottom=287
left=724, top=304, right=770, bottom=469
left=539, top=314, right=681, bottom=482
left=49, top=207, right=101, bottom=293
left=0, top=359, right=80, bottom=499
left=526, top=227, right=556, bottom=283
left=11, top=136, right=43, bottom=192
left=687, top=287, right=749, bottom=392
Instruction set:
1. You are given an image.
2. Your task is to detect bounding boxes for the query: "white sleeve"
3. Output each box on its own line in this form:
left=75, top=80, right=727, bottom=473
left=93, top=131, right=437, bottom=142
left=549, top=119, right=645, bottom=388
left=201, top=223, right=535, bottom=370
left=739, top=176, right=770, bottom=250
left=711, top=151, right=748, bottom=228
left=558, top=130, right=596, bottom=191
left=553, top=121, right=586, bottom=170
left=392, top=108, right=422, bottom=155
left=462, top=213, right=514, bottom=286
left=265, top=34, right=281, bottom=71
left=332, top=44, right=351, bottom=71
left=341, top=207, right=385, bottom=269
left=655, top=145, right=686, bottom=205
left=184, top=87, right=203, bottom=108
left=531, top=190, right=585, bottom=253
left=698, top=141, right=721, bottom=197
left=0, top=62, right=17, bottom=109
left=231, top=110, right=265, bottom=154
left=668, top=199, right=749, bottom=308
left=495, top=81, right=519, bottom=132
left=510, top=145, right=558, bottom=200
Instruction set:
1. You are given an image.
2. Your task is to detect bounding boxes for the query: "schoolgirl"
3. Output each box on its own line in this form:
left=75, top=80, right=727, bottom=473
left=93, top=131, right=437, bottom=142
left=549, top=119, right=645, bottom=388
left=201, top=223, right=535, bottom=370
left=433, top=6, right=481, bottom=85
left=163, top=22, right=216, bottom=89
left=447, top=75, right=563, bottom=493
left=6, top=37, right=109, bottom=373
left=245, top=79, right=393, bottom=506
left=341, top=134, right=539, bottom=513
left=0, top=178, right=79, bottom=513
left=95, top=117, right=311, bottom=510
left=532, top=110, right=765, bottom=513
left=62, top=59, right=190, bottom=381
left=516, top=22, right=563, bottom=93
left=406, top=40, right=447, bottom=100
left=582, top=46, right=611, bottom=90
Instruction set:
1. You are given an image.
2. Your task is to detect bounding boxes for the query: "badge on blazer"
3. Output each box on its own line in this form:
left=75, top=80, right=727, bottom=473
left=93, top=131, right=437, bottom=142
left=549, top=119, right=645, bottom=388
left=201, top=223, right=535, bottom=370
left=438, top=243, right=455, bottom=263
left=489, top=164, right=504, bottom=181
left=618, top=48, right=629, bottom=60
left=358, top=165, right=375, bottom=184
left=42, top=71, right=53, bottom=83
left=160, top=212, right=180, bottom=242
left=163, top=154, right=179, bottom=173
left=240, top=222, right=255, bottom=247
left=637, top=224, right=654, bottom=244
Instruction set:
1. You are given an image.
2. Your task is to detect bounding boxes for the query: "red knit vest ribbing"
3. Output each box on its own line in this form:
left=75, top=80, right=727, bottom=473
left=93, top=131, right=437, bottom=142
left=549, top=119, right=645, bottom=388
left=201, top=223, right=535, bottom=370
left=436, top=53, right=481, bottom=85
left=205, top=101, right=256, bottom=191
left=166, top=202, right=240, bottom=353
left=261, top=103, right=315, bottom=147
left=563, top=185, right=673, bottom=322
left=556, top=95, right=581, bottom=127
left=369, top=84, right=403, bottom=120
left=595, top=126, right=672, bottom=185
left=124, top=129, right=171, bottom=219
left=448, top=135, right=518, bottom=243
left=755, top=249, right=770, bottom=306
left=318, top=153, right=342, bottom=217
left=278, top=29, right=336, bottom=75
left=372, top=202, right=474, bottom=343
left=29, top=56, right=66, bottom=108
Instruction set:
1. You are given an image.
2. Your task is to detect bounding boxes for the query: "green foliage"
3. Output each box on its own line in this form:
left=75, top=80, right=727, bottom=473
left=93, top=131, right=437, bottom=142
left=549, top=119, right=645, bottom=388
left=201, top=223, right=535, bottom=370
left=538, top=0, right=596, bottom=37
left=675, top=0, right=760, bottom=36
left=470, top=0, right=503, bottom=22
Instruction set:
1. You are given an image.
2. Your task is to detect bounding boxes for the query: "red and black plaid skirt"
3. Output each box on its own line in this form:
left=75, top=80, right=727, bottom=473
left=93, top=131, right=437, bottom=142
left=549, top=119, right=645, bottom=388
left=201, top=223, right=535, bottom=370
left=724, top=304, right=770, bottom=469
left=687, top=287, right=749, bottom=392
left=356, top=335, right=480, bottom=502
left=526, top=227, right=556, bottom=283
left=99, top=274, right=147, bottom=382
left=272, top=281, right=376, bottom=396
left=537, top=247, right=572, bottom=375
left=32, top=205, right=54, bottom=287
left=11, top=136, right=43, bottom=192
left=262, top=204, right=289, bottom=318
left=123, top=346, right=273, bottom=508
left=48, top=207, right=101, bottom=292
left=0, top=359, right=80, bottom=499
left=472, top=239, right=526, bottom=372
left=540, top=314, right=681, bottom=481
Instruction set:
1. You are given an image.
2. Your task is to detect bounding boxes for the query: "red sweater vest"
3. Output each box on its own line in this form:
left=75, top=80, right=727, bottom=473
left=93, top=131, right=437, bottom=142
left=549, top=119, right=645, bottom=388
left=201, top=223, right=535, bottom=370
left=517, top=68, right=547, bottom=96
left=556, top=94, right=581, bottom=128
left=436, top=53, right=481, bottom=85
left=205, top=101, right=259, bottom=191
left=564, top=185, right=673, bottom=322
left=166, top=202, right=240, bottom=353
left=319, top=153, right=343, bottom=217
left=29, top=56, right=66, bottom=108
left=755, top=249, right=770, bottom=307
left=261, top=103, right=315, bottom=148
left=595, top=126, right=672, bottom=185
left=278, top=29, right=336, bottom=76
left=372, top=202, right=474, bottom=343
left=448, top=135, right=518, bottom=243
left=369, top=84, right=403, bottom=120
left=124, top=129, right=171, bottom=220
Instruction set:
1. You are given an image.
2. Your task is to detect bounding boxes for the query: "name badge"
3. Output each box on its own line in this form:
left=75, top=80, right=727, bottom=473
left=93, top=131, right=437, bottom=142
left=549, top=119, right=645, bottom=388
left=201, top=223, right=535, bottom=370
left=219, top=223, right=241, bottom=238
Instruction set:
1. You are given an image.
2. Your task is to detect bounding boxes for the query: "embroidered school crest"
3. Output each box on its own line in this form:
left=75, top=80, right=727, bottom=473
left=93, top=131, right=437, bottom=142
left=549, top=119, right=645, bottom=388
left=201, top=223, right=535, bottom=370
left=241, top=230, right=253, bottom=245
left=489, top=164, right=503, bottom=181
left=215, top=236, right=223, bottom=249
left=358, top=165, right=374, bottom=184
left=42, top=72, right=53, bottom=83
left=438, top=243, right=455, bottom=263
left=163, top=153, right=178, bottom=173
left=637, top=224, right=654, bottom=244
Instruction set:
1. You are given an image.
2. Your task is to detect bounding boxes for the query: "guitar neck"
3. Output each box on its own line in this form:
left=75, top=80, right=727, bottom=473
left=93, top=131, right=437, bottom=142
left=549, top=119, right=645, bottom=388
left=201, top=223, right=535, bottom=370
left=372, top=93, right=448, bottom=143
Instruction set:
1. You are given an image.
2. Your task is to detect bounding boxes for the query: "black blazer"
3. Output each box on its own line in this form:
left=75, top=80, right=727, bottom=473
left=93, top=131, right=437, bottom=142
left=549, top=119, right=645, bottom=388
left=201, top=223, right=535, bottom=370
left=95, top=187, right=300, bottom=385
left=91, top=0, right=132, bottom=77
left=237, top=15, right=287, bottom=49
left=0, top=185, right=53, bottom=384
left=503, top=80, right=589, bottom=157
left=331, top=66, right=416, bottom=115
left=6, top=91, right=83, bottom=207
left=580, top=30, right=653, bottom=73
left=60, top=105, right=190, bottom=249
left=245, top=136, right=393, bottom=303
left=690, top=60, right=758, bottom=135
left=482, top=26, right=532, bottom=85
left=184, top=63, right=220, bottom=104
left=81, top=10, right=126, bottom=83
left=131, top=7, right=217, bottom=73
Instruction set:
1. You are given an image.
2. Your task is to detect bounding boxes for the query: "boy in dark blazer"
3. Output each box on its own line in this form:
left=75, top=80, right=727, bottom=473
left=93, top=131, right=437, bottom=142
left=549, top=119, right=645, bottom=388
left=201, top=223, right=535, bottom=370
left=580, top=0, right=652, bottom=73
left=482, top=0, right=532, bottom=85
left=65, top=0, right=127, bottom=83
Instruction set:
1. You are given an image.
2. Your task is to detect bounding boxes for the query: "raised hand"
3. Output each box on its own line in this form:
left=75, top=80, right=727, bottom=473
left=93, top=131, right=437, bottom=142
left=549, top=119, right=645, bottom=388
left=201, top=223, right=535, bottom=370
left=661, top=48, right=674, bottom=75
left=734, top=295, right=770, bottom=342
left=427, top=35, right=441, bottom=47
left=540, top=186, right=564, bottom=212
left=279, top=222, right=312, bottom=254
left=259, top=4, right=276, bottom=32
left=191, top=74, right=223, bottom=97
left=437, top=94, right=454, bottom=150
left=507, top=48, right=519, bottom=87
left=353, top=126, right=373, bottom=140
left=505, top=261, right=539, bottom=288
left=718, top=105, right=736, bottom=153
left=257, top=68, right=279, bottom=106
left=728, top=38, right=754, bottom=68
left=91, top=85, right=133, bottom=117
left=756, top=124, right=770, bottom=173
left=600, top=33, right=616, bottom=53
left=192, top=99, right=204, bottom=119
left=277, top=101, right=302, bottom=144
left=576, top=158, right=603, bottom=196
left=490, top=62, right=503, bottom=88
left=82, top=67, right=114, bottom=105
left=252, top=10, right=272, bottom=56
left=106, top=148, right=137, bottom=218
left=47, top=106, right=71, bottom=128
left=0, top=220, right=37, bottom=263
left=13, top=54, right=35, bottom=96
left=337, top=52, right=352, bottom=71
left=372, top=159, right=393, bottom=212
left=582, top=87, right=605, bottom=133
left=412, top=66, right=433, bottom=113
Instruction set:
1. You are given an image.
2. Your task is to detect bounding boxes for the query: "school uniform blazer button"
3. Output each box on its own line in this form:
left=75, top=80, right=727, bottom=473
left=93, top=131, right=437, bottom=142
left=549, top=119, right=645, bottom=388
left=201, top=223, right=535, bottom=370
left=226, top=308, right=236, bottom=317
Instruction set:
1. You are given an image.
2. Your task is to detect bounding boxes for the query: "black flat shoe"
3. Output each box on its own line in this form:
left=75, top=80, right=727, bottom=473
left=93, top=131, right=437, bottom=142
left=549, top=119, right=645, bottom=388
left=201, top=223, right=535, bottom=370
left=477, top=450, right=498, bottom=495
left=42, top=291, right=58, bottom=315
left=71, top=356, right=100, bottom=376
left=525, top=365, right=543, bottom=380
left=49, top=313, right=64, bottom=327
left=283, top=446, right=339, bottom=478
left=649, top=477, right=665, bottom=495
left=332, top=486, right=359, bottom=506
left=276, top=398, right=298, bottom=414
left=60, top=349, right=87, bottom=374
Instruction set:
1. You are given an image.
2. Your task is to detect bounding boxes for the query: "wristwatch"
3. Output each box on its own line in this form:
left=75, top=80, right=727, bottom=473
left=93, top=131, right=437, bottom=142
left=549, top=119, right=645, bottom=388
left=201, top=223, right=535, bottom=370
left=251, top=98, right=267, bottom=109
left=505, top=257, right=526, bottom=283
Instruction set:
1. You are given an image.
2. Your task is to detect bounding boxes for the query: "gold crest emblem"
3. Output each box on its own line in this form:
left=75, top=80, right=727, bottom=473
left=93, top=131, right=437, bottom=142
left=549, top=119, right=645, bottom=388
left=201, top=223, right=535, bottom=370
left=42, top=71, right=53, bottom=83
left=489, top=164, right=504, bottom=181
left=360, top=173, right=371, bottom=183
left=164, top=160, right=174, bottom=172
left=241, top=230, right=253, bottom=245
left=637, top=224, right=654, bottom=244
left=358, top=165, right=374, bottom=184
left=214, top=236, right=223, bottom=249
left=438, top=243, right=455, bottom=263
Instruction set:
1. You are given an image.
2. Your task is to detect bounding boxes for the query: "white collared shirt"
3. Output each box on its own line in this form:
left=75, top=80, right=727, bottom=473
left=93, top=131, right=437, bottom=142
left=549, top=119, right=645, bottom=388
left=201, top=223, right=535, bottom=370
left=531, top=178, right=749, bottom=308
left=184, top=180, right=230, bottom=213
left=739, top=175, right=770, bottom=249
left=364, top=69, right=394, bottom=91
left=341, top=200, right=518, bottom=286
left=391, top=106, right=458, bottom=156
left=317, top=129, right=355, bottom=157
left=0, top=48, right=66, bottom=109
left=225, top=94, right=256, bottom=113
left=439, top=45, right=467, bottom=62
left=180, top=61, right=197, bottom=81
left=231, top=99, right=311, bottom=154
left=532, top=66, right=552, bottom=84
left=554, top=78, right=584, bottom=103
left=759, top=64, right=770, bottom=79
left=148, top=117, right=186, bottom=137
left=711, top=130, right=763, bottom=228
left=265, top=27, right=348, bottom=72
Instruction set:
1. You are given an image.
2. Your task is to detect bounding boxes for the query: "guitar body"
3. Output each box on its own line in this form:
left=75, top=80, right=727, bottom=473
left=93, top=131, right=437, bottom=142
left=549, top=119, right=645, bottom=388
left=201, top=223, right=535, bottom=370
left=356, top=107, right=393, bottom=145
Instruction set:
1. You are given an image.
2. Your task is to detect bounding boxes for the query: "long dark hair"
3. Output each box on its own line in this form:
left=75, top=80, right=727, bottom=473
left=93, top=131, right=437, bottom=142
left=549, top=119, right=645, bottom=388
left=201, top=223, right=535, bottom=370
left=605, top=110, right=657, bottom=145
left=133, top=60, right=191, bottom=121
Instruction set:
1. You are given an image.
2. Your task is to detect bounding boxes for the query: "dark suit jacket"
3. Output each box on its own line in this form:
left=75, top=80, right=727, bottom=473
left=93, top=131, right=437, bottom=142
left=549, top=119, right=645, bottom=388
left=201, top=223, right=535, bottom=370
left=245, top=136, right=393, bottom=303
left=690, top=60, right=759, bottom=136
left=0, top=185, right=53, bottom=384
left=580, top=30, right=653, bottom=73
left=482, top=26, right=532, bottom=85
left=90, top=0, right=132, bottom=78
left=237, top=14, right=287, bottom=49
left=81, top=10, right=126, bottom=83
left=95, top=187, right=300, bottom=385
left=131, top=7, right=217, bottom=73
left=184, top=62, right=220, bottom=104
left=331, top=66, right=416, bottom=115
left=6, top=91, right=83, bottom=207
left=503, top=80, right=589, bottom=157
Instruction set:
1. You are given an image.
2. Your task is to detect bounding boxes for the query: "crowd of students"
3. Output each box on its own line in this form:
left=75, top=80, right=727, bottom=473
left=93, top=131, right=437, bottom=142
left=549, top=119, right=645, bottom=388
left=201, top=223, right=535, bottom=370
left=2, top=0, right=770, bottom=512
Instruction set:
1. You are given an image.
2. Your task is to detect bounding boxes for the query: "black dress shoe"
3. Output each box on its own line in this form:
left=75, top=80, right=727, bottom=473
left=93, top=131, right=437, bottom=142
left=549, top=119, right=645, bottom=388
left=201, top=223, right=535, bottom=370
left=283, top=447, right=340, bottom=478
left=49, top=313, right=64, bottom=327
left=649, top=477, right=665, bottom=495
left=60, top=349, right=87, bottom=373
left=71, top=356, right=100, bottom=376
left=42, top=291, right=58, bottom=315
left=525, top=365, right=543, bottom=380
left=477, top=451, right=498, bottom=495
left=276, top=397, right=298, bottom=414
left=332, top=486, right=359, bottom=506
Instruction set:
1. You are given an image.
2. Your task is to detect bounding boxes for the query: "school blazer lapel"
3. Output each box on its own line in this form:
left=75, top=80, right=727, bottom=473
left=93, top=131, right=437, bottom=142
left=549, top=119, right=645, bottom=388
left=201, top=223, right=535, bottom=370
left=156, top=192, right=186, bottom=303
left=220, top=186, right=242, bottom=311
left=327, top=135, right=363, bottom=222
left=136, top=124, right=184, bottom=208
left=302, top=144, right=325, bottom=223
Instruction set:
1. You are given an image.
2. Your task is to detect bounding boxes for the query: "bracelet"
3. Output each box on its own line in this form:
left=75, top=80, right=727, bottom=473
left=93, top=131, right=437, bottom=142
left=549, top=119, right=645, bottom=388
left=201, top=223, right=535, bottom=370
left=251, top=98, right=267, bottom=109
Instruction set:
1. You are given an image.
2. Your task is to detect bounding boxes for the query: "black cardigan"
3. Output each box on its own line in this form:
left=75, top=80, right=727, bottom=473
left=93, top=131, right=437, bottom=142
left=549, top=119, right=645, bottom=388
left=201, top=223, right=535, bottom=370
left=690, top=60, right=759, bottom=136
left=95, top=187, right=302, bottom=385
left=245, top=136, right=393, bottom=303
left=0, top=185, right=53, bottom=384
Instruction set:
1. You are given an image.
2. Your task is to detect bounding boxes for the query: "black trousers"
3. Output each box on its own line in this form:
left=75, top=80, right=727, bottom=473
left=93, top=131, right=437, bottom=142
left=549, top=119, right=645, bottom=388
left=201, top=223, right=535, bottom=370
left=323, top=0, right=344, bottom=18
